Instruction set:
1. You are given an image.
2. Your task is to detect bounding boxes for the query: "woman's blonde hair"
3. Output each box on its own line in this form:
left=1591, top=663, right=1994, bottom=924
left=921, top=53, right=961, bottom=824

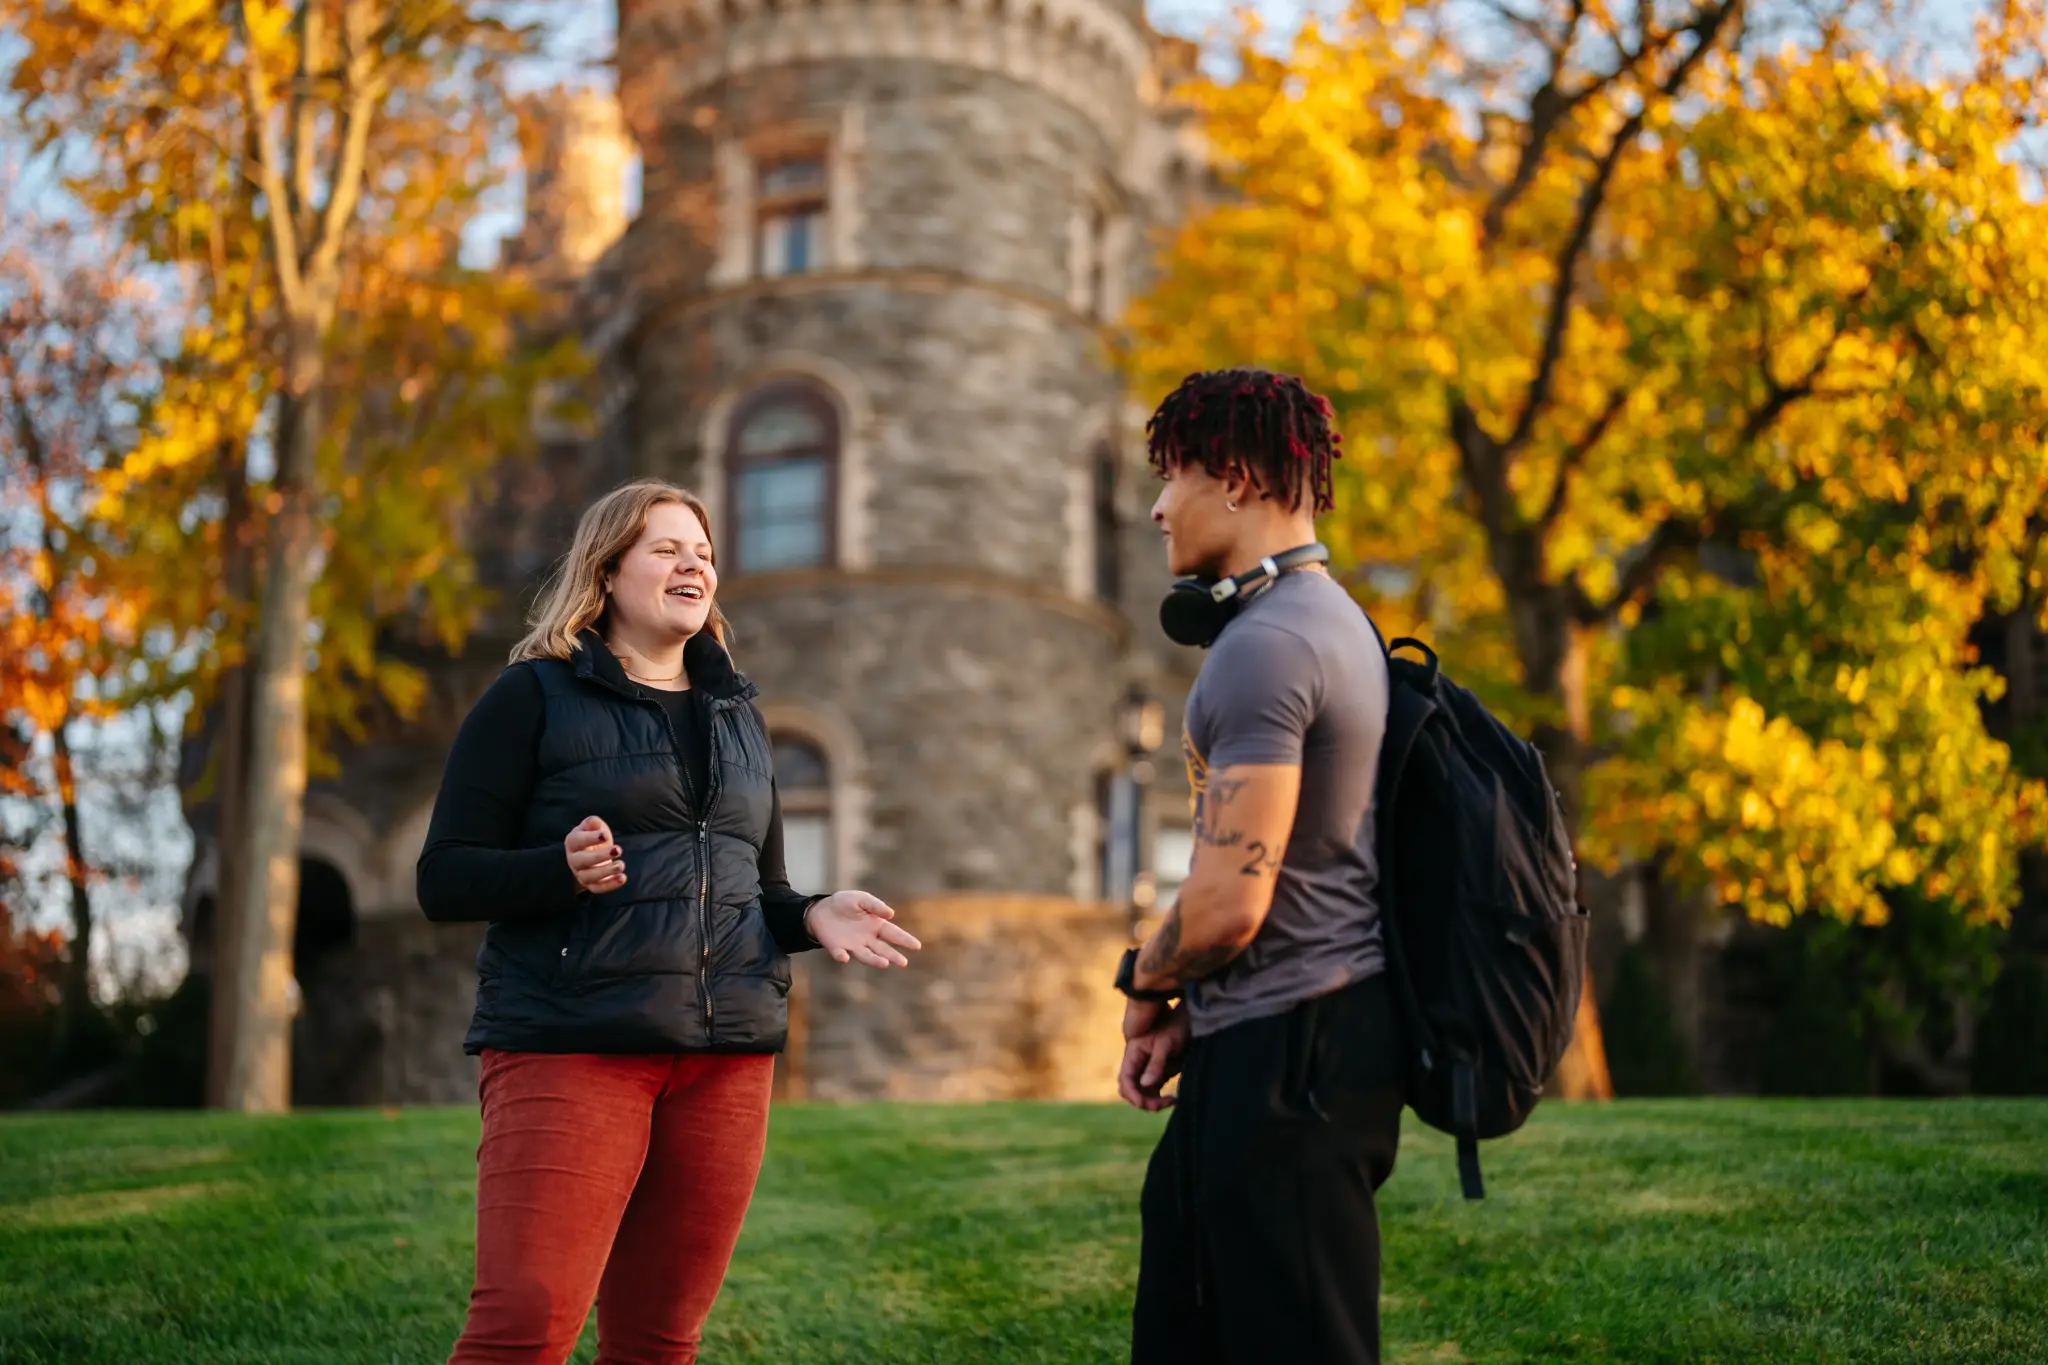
left=510, top=479, right=731, bottom=663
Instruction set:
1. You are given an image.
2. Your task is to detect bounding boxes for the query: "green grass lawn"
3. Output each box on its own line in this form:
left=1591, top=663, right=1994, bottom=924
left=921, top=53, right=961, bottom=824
left=1, top=1100, right=2044, bottom=1363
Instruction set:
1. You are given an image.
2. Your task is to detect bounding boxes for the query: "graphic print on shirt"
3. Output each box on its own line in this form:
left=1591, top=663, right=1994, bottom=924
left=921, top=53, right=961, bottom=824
left=1183, top=727, right=1208, bottom=824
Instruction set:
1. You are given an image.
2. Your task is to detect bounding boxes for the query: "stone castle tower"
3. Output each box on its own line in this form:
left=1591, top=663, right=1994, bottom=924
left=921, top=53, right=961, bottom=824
left=182, top=1, right=1210, bottom=1105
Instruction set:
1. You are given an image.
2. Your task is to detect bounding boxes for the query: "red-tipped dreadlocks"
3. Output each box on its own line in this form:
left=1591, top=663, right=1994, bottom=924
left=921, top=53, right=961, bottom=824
left=1143, top=368, right=1343, bottom=514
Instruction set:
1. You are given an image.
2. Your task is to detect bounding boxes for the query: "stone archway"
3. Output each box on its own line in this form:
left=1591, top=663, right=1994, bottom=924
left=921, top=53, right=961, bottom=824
left=289, top=857, right=377, bottom=1106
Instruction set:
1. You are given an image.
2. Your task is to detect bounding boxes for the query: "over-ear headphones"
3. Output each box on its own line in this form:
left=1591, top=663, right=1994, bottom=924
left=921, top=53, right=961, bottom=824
left=1158, top=542, right=1331, bottom=648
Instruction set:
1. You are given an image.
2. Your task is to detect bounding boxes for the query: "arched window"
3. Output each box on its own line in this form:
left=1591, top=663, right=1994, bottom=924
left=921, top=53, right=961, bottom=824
left=773, top=734, right=834, bottom=892
left=727, top=385, right=838, bottom=574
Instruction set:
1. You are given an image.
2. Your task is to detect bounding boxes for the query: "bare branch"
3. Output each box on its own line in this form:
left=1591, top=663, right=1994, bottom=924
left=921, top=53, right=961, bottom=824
left=1450, top=394, right=1511, bottom=539
left=1565, top=282, right=1869, bottom=625
left=0, top=347, right=53, bottom=489
left=1503, top=0, right=1741, bottom=455
left=291, top=0, right=322, bottom=248
left=1478, top=0, right=1695, bottom=244
left=233, top=1, right=306, bottom=312
left=1570, top=517, right=1702, bottom=624
left=1740, top=281, right=1872, bottom=445
left=307, top=2, right=383, bottom=301
left=1538, top=384, right=1627, bottom=532
left=1478, top=0, right=1568, bottom=53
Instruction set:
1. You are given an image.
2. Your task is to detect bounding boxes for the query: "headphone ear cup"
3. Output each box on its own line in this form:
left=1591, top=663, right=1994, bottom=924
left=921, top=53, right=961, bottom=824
left=1160, top=580, right=1228, bottom=648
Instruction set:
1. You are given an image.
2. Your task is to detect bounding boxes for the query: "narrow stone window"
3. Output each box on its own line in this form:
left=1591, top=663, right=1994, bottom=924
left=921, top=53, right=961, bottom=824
left=1086, top=201, right=1110, bottom=316
left=1092, top=441, right=1121, bottom=607
left=756, top=154, right=828, bottom=277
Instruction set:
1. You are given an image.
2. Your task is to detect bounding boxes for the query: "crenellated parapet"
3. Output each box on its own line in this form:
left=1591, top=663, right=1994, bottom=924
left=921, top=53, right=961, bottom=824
left=619, top=0, right=1152, bottom=144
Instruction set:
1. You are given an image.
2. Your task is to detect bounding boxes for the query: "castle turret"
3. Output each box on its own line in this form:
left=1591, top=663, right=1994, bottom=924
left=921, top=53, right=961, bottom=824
left=614, top=0, right=1188, bottom=1098
left=180, top=3, right=1202, bottom=1108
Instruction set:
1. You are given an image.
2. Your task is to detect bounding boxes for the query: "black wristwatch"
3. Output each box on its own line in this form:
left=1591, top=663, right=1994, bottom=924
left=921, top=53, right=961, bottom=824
left=1115, top=947, right=1179, bottom=1003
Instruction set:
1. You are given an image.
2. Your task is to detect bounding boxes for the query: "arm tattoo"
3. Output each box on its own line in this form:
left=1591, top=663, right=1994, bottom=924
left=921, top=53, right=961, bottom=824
left=1208, top=775, right=1250, bottom=807
left=1139, top=908, right=1183, bottom=977
left=1194, top=773, right=1251, bottom=850
left=1137, top=905, right=1247, bottom=986
left=1239, top=840, right=1285, bottom=877
left=1138, top=767, right=1287, bottom=986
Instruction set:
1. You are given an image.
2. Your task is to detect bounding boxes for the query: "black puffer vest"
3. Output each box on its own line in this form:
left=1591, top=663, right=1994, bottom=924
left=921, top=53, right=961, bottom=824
left=463, top=630, right=791, bottom=1055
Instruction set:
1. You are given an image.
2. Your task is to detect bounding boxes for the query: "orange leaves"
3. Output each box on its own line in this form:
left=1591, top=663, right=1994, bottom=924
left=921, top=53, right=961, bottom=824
left=0, top=216, right=164, bottom=772
left=6, top=0, right=561, bottom=769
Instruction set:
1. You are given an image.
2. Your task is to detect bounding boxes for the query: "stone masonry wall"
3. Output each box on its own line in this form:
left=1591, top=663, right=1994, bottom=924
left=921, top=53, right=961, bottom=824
left=631, top=56, right=1130, bottom=583
left=293, top=918, right=484, bottom=1106
left=794, top=895, right=1132, bottom=1101
left=647, top=284, right=1122, bottom=585
left=628, top=50, right=1136, bottom=909
left=723, top=580, right=1121, bottom=899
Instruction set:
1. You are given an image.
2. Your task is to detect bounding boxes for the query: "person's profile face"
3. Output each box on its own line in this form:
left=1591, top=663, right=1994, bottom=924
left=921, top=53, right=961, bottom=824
left=1150, top=461, right=1239, bottom=579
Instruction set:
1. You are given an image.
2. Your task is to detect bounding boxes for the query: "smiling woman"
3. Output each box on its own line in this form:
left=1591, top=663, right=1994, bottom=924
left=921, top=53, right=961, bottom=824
left=410, top=477, right=922, bottom=1364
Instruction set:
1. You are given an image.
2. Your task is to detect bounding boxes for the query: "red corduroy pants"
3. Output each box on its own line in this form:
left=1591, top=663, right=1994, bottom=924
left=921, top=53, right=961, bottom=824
left=446, top=1049, right=776, bottom=1365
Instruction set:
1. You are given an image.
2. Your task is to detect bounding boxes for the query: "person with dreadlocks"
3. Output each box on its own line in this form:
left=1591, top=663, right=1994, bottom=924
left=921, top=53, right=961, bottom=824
left=1112, top=368, right=1402, bottom=1364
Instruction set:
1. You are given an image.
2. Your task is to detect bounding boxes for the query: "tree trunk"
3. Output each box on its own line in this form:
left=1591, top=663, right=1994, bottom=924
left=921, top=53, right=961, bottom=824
left=1642, top=856, right=1704, bottom=1068
left=10, top=389, right=96, bottom=1069
left=1537, top=627, right=1614, bottom=1100
left=49, top=716, right=93, bottom=1066
left=1550, top=967, right=1614, bottom=1099
left=206, top=449, right=254, bottom=1107
left=2002, top=609, right=2045, bottom=956
left=217, top=379, right=321, bottom=1112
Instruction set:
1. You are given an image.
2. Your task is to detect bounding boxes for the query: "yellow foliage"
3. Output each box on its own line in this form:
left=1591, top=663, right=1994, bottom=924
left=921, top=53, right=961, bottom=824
left=1128, top=0, right=2048, bottom=927
left=3, top=0, right=567, bottom=765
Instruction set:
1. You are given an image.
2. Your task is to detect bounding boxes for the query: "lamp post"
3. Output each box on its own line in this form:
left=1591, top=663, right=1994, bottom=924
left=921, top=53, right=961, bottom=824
left=1107, top=686, right=1166, bottom=930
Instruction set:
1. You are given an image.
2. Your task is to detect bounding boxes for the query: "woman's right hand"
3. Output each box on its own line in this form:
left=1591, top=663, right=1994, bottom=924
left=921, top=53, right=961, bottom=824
left=565, top=815, right=626, bottom=894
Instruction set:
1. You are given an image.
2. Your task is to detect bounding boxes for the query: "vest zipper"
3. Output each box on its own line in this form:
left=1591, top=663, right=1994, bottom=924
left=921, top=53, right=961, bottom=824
left=650, top=688, right=719, bottom=1044
left=699, top=820, right=713, bottom=1040
left=697, top=695, right=723, bottom=1043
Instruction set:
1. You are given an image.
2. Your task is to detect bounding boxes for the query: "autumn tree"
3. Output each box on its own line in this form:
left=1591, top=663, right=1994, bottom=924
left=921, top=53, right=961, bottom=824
left=0, top=219, right=162, bottom=1067
left=8, top=0, right=567, bottom=1110
left=1127, top=0, right=2048, bottom=1091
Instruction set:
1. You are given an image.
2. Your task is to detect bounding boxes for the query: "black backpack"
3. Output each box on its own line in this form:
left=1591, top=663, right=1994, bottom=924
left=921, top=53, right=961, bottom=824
left=1370, top=631, right=1589, bottom=1200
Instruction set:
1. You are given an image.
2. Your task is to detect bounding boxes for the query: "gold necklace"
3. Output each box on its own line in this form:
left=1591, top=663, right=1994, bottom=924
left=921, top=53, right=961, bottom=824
left=613, top=654, right=684, bottom=684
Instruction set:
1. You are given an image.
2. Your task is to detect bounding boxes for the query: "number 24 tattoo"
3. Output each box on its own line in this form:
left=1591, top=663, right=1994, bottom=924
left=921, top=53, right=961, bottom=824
left=1239, top=840, right=1284, bottom=877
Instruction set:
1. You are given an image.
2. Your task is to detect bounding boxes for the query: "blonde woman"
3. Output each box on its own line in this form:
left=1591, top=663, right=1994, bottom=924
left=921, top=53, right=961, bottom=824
left=418, top=479, right=918, bottom=1364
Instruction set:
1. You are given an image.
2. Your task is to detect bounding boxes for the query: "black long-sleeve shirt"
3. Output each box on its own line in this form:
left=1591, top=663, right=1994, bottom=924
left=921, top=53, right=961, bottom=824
left=415, top=664, right=819, bottom=948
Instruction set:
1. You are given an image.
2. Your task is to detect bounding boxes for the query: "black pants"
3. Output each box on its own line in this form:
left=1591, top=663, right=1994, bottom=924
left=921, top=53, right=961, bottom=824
left=1132, top=971, right=1406, bottom=1365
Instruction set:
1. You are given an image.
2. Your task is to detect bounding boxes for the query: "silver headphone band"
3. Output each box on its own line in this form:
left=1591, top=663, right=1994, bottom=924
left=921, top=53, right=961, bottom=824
left=1227, top=542, right=1330, bottom=596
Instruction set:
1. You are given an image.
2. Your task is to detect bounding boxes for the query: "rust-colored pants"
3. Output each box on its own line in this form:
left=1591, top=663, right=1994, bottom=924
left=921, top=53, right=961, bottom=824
left=447, top=1049, right=777, bottom=1365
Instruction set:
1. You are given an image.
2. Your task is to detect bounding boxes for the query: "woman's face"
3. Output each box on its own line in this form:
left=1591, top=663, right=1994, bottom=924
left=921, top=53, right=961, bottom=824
left=605, top=501, right=718, bottom=643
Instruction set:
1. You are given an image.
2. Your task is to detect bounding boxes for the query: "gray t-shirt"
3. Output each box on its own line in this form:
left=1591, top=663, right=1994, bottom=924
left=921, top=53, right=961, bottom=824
left=1180, top=570, right=1389, bottom=1037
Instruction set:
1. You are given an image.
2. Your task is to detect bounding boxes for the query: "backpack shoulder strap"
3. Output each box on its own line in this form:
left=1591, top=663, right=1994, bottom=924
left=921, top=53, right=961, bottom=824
left=1368, top=618, right=1438, bottom=808
left=1454, top=1060, right=1486, bottom=1200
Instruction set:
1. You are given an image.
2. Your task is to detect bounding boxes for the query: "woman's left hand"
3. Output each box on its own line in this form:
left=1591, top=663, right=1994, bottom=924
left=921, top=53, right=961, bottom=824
left=806, top=891, right=921, bottom=968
